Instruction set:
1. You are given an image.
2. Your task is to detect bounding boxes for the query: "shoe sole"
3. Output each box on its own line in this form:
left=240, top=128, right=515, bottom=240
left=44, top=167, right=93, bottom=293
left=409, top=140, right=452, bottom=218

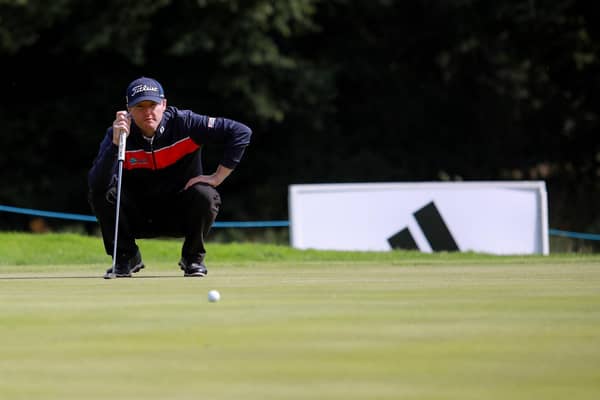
left=178, top=261, right=207, bottom=278
left=183, top=271, right=206, bottom=277
left=131, top=262, right=145, bottom=274
left=104, top=272, right=131, bottom=279
left=104, top=262, right=145, bottom=279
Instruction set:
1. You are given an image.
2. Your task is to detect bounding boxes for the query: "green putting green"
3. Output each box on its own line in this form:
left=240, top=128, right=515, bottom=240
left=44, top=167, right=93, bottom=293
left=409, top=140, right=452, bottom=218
left=0, top=233, right=599, bottom=399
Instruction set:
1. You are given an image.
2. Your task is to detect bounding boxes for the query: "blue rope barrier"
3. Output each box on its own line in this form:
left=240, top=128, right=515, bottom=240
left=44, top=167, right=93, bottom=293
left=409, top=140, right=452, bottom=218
left=2, top=205, right=599, bottom=238
left=548, top=228, right=600, bottom=241
left=0, top=205, right=97, bottom=222
left=0, top=204, right=289, bottom=228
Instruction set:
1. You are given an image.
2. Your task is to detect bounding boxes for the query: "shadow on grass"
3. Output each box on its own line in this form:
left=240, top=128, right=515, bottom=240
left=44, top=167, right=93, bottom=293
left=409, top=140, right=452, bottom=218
left=0, top=274, right=183, bottom=280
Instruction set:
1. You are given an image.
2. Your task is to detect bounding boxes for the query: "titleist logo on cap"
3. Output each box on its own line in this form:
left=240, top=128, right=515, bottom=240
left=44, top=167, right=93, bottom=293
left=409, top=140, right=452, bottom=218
left=131, top=84, right=160, bottom=96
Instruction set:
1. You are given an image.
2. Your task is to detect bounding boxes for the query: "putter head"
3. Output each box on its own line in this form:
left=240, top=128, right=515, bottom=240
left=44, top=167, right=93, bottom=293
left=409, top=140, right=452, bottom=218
left=104, top=271, right=117, bottom=279
left=104, top=266, right=117, bottom=279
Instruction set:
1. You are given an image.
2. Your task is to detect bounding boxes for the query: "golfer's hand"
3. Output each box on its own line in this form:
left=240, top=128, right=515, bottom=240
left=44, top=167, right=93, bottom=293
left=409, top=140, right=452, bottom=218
left=184, top=175, right=220, bottom=190
left=183, top=165, right=233, bottom=190
left=112, top=111, right=131, bottom=145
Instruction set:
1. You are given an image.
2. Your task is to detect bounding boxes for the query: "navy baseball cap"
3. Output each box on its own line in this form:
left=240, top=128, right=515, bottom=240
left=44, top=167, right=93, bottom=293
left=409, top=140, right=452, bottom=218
left=126, top=77, right=165, bottom=107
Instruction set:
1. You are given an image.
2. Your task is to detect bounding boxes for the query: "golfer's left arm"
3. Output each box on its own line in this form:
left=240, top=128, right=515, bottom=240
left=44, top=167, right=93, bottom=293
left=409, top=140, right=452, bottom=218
left=185, top=114, right=252, bottom=189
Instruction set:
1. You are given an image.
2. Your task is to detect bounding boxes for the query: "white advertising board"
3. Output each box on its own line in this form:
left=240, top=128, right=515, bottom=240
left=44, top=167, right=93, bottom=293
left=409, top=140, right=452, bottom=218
left=289, top=181, right=549, bottom=255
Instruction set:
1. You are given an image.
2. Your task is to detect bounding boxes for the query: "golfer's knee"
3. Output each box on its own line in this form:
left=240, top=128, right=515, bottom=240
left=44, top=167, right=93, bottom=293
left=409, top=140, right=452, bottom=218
left=187, top=184, right=221, bottom=215
left=88, top=189, right=110, bottom=209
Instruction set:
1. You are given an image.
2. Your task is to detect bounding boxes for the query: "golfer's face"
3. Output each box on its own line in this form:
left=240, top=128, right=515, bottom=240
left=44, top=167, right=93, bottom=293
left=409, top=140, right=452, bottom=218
left=129, top=99, right=166, bottom=136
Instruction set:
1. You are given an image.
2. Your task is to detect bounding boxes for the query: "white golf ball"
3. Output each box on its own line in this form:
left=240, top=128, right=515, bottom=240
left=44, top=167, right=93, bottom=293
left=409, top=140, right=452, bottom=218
left=208, top=290, right=221, bottom=302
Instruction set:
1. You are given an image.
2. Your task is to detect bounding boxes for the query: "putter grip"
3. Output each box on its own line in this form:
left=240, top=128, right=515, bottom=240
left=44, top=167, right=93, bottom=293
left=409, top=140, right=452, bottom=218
left=117, top=130, right=127, bottom=161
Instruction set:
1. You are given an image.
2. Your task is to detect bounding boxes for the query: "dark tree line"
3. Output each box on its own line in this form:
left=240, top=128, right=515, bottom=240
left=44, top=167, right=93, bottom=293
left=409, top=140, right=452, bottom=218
left=0, top=0, right=598, bottom=239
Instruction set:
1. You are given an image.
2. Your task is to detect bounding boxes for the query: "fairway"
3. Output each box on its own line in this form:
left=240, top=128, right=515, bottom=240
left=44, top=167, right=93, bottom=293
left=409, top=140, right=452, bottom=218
left=1, top=257, right=599, bottom=400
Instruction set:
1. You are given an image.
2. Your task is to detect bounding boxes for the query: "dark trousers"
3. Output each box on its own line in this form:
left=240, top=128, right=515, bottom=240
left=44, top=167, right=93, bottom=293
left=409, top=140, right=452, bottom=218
left=88, top=183, right=221, bottom=264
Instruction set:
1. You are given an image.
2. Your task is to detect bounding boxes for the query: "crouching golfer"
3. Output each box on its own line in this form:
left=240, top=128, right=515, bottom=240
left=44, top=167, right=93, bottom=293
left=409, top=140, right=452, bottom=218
left=88, top=77, right=252, bottom=279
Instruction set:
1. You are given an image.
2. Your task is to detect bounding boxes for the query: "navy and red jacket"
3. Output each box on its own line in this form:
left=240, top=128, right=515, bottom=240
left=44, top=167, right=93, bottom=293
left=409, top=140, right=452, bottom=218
left=88, top=106, right=252, bottom=197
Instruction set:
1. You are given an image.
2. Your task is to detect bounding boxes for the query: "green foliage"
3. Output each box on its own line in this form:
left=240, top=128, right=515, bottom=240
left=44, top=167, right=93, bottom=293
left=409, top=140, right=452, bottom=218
left=0, top=0, right=599, bottom=240
left=0, top=0, right=71, bottom=53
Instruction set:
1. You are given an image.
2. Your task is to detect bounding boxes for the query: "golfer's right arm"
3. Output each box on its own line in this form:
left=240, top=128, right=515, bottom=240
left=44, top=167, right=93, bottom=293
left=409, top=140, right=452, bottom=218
left=88, top=130, right=118, bottom=192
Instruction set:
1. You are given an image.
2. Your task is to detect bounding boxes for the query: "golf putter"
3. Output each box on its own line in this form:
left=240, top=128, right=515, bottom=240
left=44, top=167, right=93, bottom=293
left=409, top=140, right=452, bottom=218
left=109, top=123, right=128, bottom=278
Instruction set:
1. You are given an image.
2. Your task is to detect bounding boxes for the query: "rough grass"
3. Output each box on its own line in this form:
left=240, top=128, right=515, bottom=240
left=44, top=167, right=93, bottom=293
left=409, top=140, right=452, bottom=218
left=1, top=232, right=598, bottom=267
left=0, top=233, right=599, bottom=400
